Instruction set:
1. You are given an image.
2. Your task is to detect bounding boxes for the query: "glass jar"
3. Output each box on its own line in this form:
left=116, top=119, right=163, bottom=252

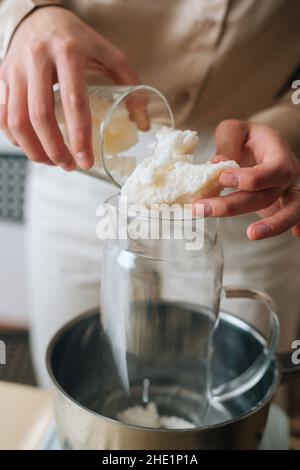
left=55, top=85, right=174, bottom=187
left=97, top=195, right=279, bottom=427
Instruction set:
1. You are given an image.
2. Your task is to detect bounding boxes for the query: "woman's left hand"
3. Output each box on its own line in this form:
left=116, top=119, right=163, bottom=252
left=193, top=119, right=300, bottom=240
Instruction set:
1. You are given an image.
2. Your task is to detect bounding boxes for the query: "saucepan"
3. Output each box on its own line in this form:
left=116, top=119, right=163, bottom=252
left=46, top=307, right=300, bottom=450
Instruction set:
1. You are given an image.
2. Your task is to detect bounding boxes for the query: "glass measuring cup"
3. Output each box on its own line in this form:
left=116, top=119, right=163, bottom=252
left=55, top=85, right=174, bottom=187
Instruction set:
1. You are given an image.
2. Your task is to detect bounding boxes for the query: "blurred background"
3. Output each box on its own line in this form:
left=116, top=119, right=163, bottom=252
left=0, top=131, right=36, bottom=386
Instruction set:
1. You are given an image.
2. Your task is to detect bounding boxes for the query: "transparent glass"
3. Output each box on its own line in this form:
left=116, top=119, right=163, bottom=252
left=100, top=196, right=220, bottom=425
left=98, top=196, right=279, bottom=428
left=55, top=85, right=174, bottom=187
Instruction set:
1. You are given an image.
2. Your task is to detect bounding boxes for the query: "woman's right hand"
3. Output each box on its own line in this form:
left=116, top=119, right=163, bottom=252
left=0, top=6, right=144, bottom=170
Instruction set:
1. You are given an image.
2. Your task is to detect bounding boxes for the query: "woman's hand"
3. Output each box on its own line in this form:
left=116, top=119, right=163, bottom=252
left=0, top=6, right=145, bottom=170
left=193, top=119, right=300, bottom=240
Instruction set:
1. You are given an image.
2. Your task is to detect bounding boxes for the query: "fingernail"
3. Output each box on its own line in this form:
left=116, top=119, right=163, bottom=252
left=219, top=172, right=239, bottom=188
left=76, top=151, right=92, bottom=168
left=194, top=201, right=212, bottom=217
left=252, top=224, right=272, bottom=240
left=292, top=225, right=300, bottom=237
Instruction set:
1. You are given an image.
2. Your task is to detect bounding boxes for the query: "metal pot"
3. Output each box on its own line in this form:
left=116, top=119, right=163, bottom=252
left=46, top=308, right=300, bottom=450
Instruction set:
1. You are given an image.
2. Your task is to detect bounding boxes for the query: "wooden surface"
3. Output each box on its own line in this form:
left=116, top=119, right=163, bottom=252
left=0, top=381, right=53, bottom=450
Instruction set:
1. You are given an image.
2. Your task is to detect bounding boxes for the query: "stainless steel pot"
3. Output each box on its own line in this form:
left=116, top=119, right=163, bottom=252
left=46, top=308, right=300, bottom=450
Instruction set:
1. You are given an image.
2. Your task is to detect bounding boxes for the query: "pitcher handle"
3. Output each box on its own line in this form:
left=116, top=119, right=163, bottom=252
left=211, top=286, right=279, bottom=402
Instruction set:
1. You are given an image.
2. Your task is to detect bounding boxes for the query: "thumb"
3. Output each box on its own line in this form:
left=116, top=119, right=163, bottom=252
left=215, top=119, right=249, bottom=163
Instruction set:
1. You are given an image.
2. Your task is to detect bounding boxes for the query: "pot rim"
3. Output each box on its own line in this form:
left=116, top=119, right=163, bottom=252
left=46, top=308, right=280, bottom=433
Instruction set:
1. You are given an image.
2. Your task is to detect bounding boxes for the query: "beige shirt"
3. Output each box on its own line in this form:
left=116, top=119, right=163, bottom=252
left=1, top=0, right=300, bottom=156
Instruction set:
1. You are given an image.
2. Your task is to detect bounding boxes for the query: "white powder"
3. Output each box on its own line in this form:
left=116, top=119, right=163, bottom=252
left=121, top=127, right=238, bottom=205
left=117, top=402, right=195, bottom=429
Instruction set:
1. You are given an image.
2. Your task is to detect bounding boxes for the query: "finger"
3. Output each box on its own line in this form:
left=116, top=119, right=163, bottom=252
left=219, top=159, right=294, bottom=191
left=91, top=58, right=150, bottom=132
left=255, top=198, right=281, bottom=219
left=27, top=60, right=75, bottom=170
left=7, top=72, right=55, bottom=165
left=222, top=124, right=300, bottom=191
left=125, top=89, right=150, bottom=131
left=247, top=190, right=300, bottom=240
left=91, top=39, right=150, bottom=130
left=215, top=119, right=249, bottom=163
left=0, top=82, right=18, bottom=145
left=193, top=188, right=280, bottom=218
left=94, top=37, right=141, bottom=86
left=99, top=64, right=150, bottom=131
left=55, top=49, right=93, bottom=169
left=292, top=223, right=300, bottom=237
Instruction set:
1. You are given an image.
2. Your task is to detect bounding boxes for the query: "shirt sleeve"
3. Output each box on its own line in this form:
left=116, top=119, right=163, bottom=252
left=249, top=83, right=300, bottom=160
left=0, top=0, right=64, bottom=61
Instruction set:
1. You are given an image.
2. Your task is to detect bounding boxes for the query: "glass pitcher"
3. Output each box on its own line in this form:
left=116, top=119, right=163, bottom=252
left=97, top=195, right=279, bottom=427
left=55, top=84, right=174, bottom=187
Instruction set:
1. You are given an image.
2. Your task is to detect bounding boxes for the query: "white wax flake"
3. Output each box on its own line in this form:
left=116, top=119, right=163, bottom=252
left=117, top=402, right=195, bottom=429
left=121, top=127, right=238, bottom=205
